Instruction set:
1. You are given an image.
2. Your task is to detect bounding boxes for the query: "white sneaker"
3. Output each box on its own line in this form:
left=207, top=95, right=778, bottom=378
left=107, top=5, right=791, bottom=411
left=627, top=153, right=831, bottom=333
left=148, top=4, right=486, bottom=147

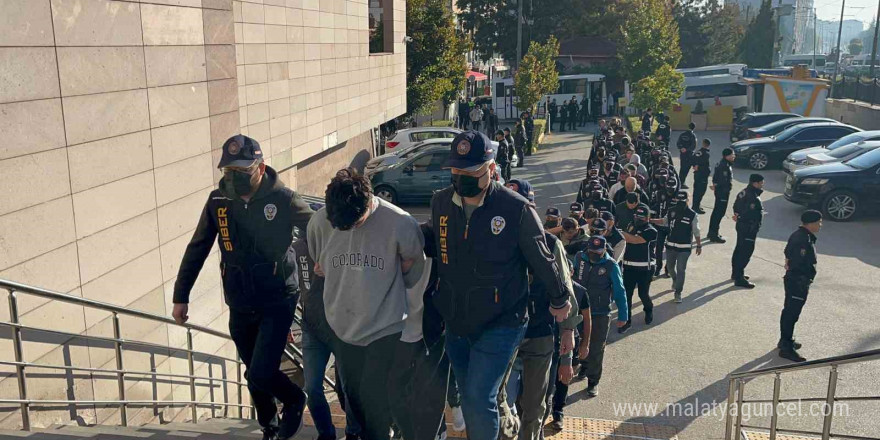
left=452, top=406, right=466, bottom=432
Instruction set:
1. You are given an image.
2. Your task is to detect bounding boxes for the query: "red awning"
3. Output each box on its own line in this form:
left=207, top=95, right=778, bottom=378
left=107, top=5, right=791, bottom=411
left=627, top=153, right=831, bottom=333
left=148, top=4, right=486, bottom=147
left=467, top=70, right=488, bottom=81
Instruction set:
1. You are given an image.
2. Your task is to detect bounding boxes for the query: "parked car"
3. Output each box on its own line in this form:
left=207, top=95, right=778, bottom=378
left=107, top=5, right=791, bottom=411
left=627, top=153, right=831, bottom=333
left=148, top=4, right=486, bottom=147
left=784, top=130, right=880, bottom=172
left=383, top=127, right=461, bottom=151
left=785, top=146, right=880, bottom=221
left=369, top=145, right=453, bottom=204
left=746, top=117, right=838, bottom=139
left=730, top=112, right=801, bottom=142
left=366, top=138, right=513, bottom=177
left=733, top=122, right=861, bottom=170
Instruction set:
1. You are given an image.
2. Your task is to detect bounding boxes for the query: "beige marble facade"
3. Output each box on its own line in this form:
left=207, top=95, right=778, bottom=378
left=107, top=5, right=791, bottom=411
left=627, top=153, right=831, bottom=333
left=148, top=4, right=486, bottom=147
left=0, top=0, right=405, bottom=429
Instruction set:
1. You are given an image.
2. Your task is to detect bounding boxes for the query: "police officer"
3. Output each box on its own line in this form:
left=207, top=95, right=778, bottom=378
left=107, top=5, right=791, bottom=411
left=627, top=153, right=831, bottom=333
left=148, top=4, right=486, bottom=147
left=708, top=148, right=735, bottom=243
left=779, top=210, right=822, bottom=362
left=731, top=174, right=765, bottom=288
left=691, top=139, right=712, bottom=214
left=571, top=236, right=628, bottom=396
left=649, top=176, right=678, bottom=278
left=569, top=202, right=588, bottom=227
left=676, top=122, right=697, bottom=188
left=664, top=190, right=702, bottom=303
left=495, top=129, right=513, bottom=181
left=585, top=186, right=616, bottom=216
left=172, top=135, right=311, bottom=440
left=619, top=206, right=658, bottom=333
left=641, top=108, right=653, bottom=132
left=430, top=130, right=572, bottom=440
left=655, top=114, right=671, bottom=147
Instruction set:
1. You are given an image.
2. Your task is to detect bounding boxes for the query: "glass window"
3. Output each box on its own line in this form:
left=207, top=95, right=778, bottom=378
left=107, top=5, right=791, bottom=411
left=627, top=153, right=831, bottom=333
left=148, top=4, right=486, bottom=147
left=410, top=132, right=443, bottom=142
left=369, top=0, right=391, bottom=53
left=683, top=69, right=729, bottom=77
left=496, top=82, right=506, bottom=98
left=825, top=132, right=867, bottom=150
left=427, top=152, right=450, bottom=171
left=845, top=147, right=880, bottom=169
left=442, top=132, right=458, bottom=139
left=557, top=79, right=587, bottom=95
left=684, top=83, right=747, bottom=100
left=410, top=153, right=434, bottom=171
left=828, top=143, right=868, bottom=158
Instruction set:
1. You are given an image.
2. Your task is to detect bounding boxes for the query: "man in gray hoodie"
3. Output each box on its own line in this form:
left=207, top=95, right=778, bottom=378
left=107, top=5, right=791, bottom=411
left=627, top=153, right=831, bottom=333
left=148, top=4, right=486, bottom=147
left=307, top=168, right=425, bottom=440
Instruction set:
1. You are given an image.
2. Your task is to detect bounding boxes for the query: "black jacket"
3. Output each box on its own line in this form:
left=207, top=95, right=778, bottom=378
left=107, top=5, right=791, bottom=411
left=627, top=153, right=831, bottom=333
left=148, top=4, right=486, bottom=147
left=677, top=130, right=697, bottom=156
left=733, top=186, right=764, bottom=226
left=496, top=139, right=514, bottom=165
left=713, top=159, right=733, bottom=194
left=430, top=182, right=569, bottom=337
left=784, top=226, right=818, bottom=281
left=173, top=166, right=314, bottom=310
left=693, top=147, right=711, bottom=178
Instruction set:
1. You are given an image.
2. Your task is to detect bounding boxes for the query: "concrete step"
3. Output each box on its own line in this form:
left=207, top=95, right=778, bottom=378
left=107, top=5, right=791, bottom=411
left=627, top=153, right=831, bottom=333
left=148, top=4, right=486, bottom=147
left=741, top=430, right=825, bottom=440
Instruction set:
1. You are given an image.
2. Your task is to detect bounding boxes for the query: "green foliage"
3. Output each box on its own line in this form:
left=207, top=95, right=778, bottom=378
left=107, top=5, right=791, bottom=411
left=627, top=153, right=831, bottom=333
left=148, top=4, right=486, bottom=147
left=675, top=0, right=744, bottom=68
left=738, top=0, right=774, bottom=68
left=515, top=36, right=560, bottom=112
left=630, top=64, right=685, bottom=112
left=618, top=0, right=682, bottom=83
left=860, top=20, right=879, bottom=58
left=848, top=38, right=863, bottom=56
left=406, top=0, right=471, bottom=116
left=425, top=119, right=455, bottom=127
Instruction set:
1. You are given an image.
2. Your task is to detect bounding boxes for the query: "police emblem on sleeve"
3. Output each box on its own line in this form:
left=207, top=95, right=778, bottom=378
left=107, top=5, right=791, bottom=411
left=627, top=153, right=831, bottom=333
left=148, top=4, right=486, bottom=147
left=800, top=248, right=806, bottom=256
left=264, top=204, right=277, bottom=221
left=490, top=216, right=506, bottom=235
left=598, top=267, right=607, bottom=276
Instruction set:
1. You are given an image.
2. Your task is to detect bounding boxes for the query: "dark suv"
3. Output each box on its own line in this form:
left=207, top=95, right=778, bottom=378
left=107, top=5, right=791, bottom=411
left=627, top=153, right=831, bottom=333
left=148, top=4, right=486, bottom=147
left=785, top=147, right=880, bottom=221
left=730, top=112, right=801, bottom=142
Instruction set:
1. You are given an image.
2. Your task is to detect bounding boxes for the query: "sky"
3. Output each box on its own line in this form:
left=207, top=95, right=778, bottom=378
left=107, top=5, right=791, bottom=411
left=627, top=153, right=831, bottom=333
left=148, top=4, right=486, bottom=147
left=815, top=0, right=879, bottom=27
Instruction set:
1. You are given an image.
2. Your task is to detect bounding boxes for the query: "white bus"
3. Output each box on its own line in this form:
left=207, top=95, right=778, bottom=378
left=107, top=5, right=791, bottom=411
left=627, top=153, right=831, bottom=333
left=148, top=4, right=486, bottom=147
left=782, top=54, right=826, bottom=69
left=679, top=73, right=748, bottom=109
left=677, top=64, right=746, bottom=78
left=492, top=73, right=606, bottom=119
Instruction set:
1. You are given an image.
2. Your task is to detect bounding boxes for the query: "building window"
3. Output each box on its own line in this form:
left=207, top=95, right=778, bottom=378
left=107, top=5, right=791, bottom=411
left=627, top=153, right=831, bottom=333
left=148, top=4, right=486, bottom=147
left=369, top=0, right=393, bottom=53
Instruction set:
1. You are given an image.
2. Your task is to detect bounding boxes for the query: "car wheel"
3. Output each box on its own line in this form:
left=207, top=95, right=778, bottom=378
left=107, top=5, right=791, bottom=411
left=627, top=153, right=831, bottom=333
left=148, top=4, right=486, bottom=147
left=374, top=185, right=398, bottom=204
left=822, top=190, right=858, bottom=222
left=748, top=151, right=769, bottom=170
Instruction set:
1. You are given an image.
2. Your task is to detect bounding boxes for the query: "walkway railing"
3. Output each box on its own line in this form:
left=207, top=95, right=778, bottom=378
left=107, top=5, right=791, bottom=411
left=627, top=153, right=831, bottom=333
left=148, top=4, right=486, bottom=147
left=826, top=72, right=880, bottom=106
left=0, top=278, right=327, bottom=431
left=723, top=348, right=880, bottom=440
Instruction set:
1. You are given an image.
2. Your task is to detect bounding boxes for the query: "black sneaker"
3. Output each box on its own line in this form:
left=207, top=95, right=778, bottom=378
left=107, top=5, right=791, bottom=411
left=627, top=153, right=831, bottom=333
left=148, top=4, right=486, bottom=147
left=708, top=235, right=726, bottom=243
left=733, top=278, right=755, bottom=289
left=778, top=339, right=803, bottom=350
left=550, top=414, right=564, bottom=430
left=262, top=427, right=278, bottom=440
left=586, top=383, right=599, bottom=397
left=695, top=208, right=706, bottom=214
left=779, top=348, right=806, bottom=362
left=617, top=321, right=631, bottom=334
left=277, top=395, right=306, bottom=440
left=645, top=310, right=654, bottom=325
left=576, top=367, right=589, bottom=380
left=345, top=434, right=361, bottom=440
left=731, top=275, right=750, bottom=281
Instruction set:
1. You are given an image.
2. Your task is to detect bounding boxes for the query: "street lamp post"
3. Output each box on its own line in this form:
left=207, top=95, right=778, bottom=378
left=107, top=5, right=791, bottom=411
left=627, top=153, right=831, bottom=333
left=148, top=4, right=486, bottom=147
left=830, top=0, right=846, bottom=98
left=868, top=0, right=880, bottom=86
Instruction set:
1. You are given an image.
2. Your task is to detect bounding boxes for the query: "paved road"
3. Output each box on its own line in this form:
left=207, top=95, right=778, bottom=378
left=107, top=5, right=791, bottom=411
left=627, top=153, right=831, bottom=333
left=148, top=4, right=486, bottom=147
left=399, top=124, right=880, bottom=440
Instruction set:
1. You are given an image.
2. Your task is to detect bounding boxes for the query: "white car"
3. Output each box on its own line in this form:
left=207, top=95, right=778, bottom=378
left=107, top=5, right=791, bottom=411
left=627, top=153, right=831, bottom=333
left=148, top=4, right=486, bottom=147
left=784, top=130, right=880, bottom=173
left=383, top=127, right=462, bottom=152
left=366, top=138, right=512, bottom=176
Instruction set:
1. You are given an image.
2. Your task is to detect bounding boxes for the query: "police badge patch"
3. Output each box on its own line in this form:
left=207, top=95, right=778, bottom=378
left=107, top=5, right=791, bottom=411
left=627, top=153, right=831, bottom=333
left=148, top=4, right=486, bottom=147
left=598, top=267, right=607, bottom=276
left=490, top=216, right=506, bottom=235
left=264, top=204, right=277, bottom=221
left=457, top=140, right=471, bottom=156
left=228, top=140, right=241, bottom=155
left=800, top=248, right=806, bottom=256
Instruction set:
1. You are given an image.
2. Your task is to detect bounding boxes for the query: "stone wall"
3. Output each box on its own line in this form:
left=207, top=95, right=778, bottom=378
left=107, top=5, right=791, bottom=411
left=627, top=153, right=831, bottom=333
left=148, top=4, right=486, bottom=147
left=0, top=0, right=405, bottom=429
left=825, top=98, right=880, bottom=131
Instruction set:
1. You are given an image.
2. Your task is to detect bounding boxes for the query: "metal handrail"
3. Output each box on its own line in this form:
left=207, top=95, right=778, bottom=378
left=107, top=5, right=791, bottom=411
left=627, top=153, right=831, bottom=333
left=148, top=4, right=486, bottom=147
left=0, top=278, right=330, bottom=431
left=723, top=348, right=880, bottom=440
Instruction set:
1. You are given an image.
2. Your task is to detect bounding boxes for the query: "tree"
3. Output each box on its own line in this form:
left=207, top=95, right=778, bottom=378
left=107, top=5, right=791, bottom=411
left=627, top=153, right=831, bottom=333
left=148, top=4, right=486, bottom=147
left=860, top=20, right=879, bottom=59
left=514, top=36, right=560, bottom=112
left=631, top=64, right=685, bottom=111
left=738, top=0, right=774, bottom=68
left=848, top=38, right=863, bottom=56
left=702, top=0, right=744, bottom=65
left=406, top=0, right=470, bottom=116
left=674, top=0, right=708, bottom=68
left=618, top=0, right=682, bottom=83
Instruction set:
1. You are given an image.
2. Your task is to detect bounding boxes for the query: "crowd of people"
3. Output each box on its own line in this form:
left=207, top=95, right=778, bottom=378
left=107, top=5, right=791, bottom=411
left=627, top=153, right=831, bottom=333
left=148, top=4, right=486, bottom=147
left=169, top=107, right=822, bottom=440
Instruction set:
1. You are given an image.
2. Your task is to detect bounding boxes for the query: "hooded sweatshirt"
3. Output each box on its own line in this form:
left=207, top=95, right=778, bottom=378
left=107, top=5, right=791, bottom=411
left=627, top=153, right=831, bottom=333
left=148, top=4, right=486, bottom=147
left=629, top=154, right=649, bottom=179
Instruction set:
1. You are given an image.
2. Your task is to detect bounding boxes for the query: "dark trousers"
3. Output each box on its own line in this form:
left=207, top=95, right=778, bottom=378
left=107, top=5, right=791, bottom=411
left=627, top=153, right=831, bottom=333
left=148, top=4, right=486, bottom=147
left=580, top=111, right=588, bottom=126
left=623, top=267, right=653, bottom=321
left=568, top=118, right=575, bottom=131
left=499, top=162, right=511, bottom=181
left=653, top=228, right=668, bottom=273
left=678, top=155, right=692, bottom=184
left=582, top=314, right=611, bottom=385
left=515, top=145, right=525, bottom=167
left=731, top=221, right=759, bottom=279
left=472, top=121, right=481, bottom=131
left=333, top=332, right=404, bottom=440
left=780, top=276, right=811, bottom=347
left=525, top=131, right=534, bottom=156
left=558, top=118, right=566, bottom=132
left=546, top=328, right=570, bottom=419
left=708, top=190, right=730, bottom=237
left=692, top=176, right=709, bottom=208
left=228, top=298, right=305, bottom=428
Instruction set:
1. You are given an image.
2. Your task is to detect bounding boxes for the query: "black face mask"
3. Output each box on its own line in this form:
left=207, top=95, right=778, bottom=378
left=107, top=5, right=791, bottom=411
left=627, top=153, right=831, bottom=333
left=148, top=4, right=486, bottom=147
left=225, top=170, right=258, bottom=198
left=544, top=220, right=559, bottom=230
left=592, top=191, right=602, bottom=201
left=588, top=253, right=602, bottom=263
left=452, top=171, right=487, bottom=198
left=634, top=218, right=648, bottom=228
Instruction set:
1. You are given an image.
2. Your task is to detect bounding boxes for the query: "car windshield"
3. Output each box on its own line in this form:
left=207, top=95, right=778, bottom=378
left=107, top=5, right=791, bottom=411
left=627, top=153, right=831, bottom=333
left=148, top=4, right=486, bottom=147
left=399, top=143, right=438, bottom=158
left=759, top=117, right=802, bottom=132
left=844, top=147, right=880, bottom=169
left=825, top=132, right=867, bottom=150
left=776, top=125, right=809, bottom=140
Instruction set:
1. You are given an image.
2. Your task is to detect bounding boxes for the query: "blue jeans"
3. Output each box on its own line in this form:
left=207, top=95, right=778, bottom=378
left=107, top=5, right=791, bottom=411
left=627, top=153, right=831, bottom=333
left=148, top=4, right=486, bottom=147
left=301, top=329, right=361, bottom=438
left=445, top=323, right=527, bottom=440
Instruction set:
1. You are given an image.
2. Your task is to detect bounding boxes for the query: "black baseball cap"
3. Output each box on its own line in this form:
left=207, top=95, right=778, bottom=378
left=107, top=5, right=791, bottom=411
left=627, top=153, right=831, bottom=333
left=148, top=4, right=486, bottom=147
left=634, top=206, right=650, bottom=218
left=600, top=211, right=614, bottom=222
left=218, top=135, right=263, bottom=168
left=447, top=130, right=496, bottom=171
left=590, top=218, right=607, bottom=231
left=587, top=235, right=607, bottom=252
left=570, top=202, right=584, bottom=212
left=546, top=207, right=561, bottom=217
